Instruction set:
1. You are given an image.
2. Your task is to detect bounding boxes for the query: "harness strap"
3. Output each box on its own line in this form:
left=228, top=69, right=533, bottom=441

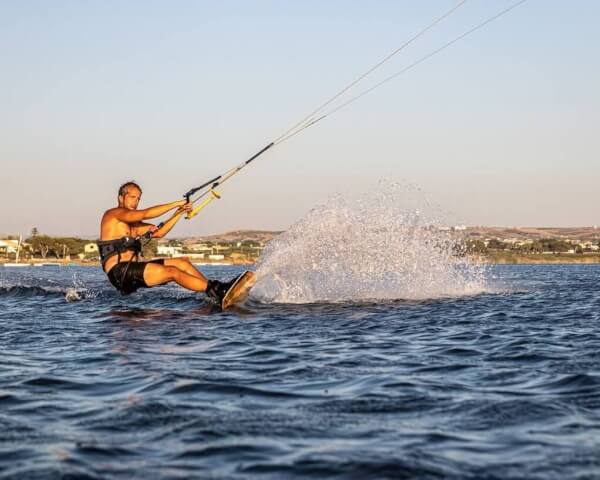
left=97, top=236, right=143, bottom=294
left=97, top=236, right=142, bottom=267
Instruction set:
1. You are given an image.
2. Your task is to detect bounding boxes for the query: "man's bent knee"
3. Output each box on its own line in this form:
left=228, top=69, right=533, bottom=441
left=144, top=263, right=181, bottom=287
left=164, top=265, right=180, bottom=281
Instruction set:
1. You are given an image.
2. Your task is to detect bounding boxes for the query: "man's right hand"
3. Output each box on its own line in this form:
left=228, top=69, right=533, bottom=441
left=175, top=200, right=193, bottom=214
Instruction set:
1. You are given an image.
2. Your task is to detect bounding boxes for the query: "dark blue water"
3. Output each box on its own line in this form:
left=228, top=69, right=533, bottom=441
left=0, top=264, right=599, bottom=479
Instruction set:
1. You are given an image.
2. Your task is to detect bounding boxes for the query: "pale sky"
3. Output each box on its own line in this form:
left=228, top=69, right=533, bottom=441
left=1, top=0, right=598, bottom=237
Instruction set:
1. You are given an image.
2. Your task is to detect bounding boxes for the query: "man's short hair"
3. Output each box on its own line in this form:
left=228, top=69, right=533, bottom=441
left=118, top=181, right=142, bottom=197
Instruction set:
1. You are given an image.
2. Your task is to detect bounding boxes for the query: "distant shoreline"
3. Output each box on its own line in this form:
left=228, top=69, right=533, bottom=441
left=0, top=259, right=251, bottom=268
left=475, top=252, right=600, bottom=265
left=2, top=253, right=600, bottom=267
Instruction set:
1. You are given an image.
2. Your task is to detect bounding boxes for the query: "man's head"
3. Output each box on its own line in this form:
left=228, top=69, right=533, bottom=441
left=118, top=181, right=142, bottom=210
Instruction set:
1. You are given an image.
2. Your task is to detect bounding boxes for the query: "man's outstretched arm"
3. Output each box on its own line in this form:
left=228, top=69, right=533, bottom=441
left=152, top=203, right=193, bottom=238
left=113, top=200, right=188, bottom=224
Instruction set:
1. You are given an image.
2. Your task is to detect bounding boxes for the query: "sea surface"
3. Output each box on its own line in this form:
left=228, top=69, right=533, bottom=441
left=0, top=264, right=599, bottom=479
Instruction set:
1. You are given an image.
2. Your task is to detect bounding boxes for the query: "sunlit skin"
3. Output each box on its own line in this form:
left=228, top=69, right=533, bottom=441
left=100, top=185, right=209, bottom=292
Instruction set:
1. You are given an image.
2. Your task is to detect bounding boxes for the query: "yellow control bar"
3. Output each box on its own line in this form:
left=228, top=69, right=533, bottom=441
left=186, top=190, right=221, bottom=220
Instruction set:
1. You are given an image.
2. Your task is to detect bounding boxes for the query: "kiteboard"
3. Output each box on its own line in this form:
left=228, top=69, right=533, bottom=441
left=222, top=271, right=256, bottom=310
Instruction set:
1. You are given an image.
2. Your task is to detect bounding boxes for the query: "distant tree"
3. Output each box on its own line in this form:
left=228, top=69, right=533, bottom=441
left=57, top=237, right=87, bottom=255
left=142, top=239, right=158, bottom=258
left=575, top=245, right=584, bottom=254
left=487, top=239, right=506, bottom=250
left=540, top=239, right=570, bottom=253
left=554, top=241, right=570, bottom=253
left=25, top=235, right=87, bottom=258
left=27, top=234, right=51, bottom=258
left=529, top=241, right=544, bottom=253
left=465, top=239, right=487, bottom=254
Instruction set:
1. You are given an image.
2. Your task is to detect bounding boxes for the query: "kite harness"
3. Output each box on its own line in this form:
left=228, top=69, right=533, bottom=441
left=97, top=236, right=142, bottom=269
left=97, top=236, right=143, bottom=294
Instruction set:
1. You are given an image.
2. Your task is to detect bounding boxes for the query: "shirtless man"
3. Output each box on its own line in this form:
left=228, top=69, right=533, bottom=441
left=98, top=181, right=235, bottom=301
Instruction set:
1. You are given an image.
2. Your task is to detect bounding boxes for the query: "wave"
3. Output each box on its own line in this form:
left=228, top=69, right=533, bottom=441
left=0, top=285, right=96, bottom=301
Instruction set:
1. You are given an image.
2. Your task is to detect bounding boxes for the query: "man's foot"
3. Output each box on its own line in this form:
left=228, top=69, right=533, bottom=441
left=205, top=276, right=238, bottom=304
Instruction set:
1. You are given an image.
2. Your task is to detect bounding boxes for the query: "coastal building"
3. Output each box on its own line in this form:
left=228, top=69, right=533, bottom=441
left=581, top=242, right=599, bottom=251
left=157, top=245, right=184, bottom=257
left=187, top=243, right=213, bottom=253
left=0, top=239, right=20, bottom=254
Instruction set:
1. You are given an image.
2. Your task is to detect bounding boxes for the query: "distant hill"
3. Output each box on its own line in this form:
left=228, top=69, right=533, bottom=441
left=182, top=230, right=282, bottom=244
left=466, top=226, right=600, bottom=241
left=175, top=226, right=600, bottom=245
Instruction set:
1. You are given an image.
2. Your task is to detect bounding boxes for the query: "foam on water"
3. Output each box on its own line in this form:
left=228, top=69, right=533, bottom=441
left=252, top=183, right=489, bottom=303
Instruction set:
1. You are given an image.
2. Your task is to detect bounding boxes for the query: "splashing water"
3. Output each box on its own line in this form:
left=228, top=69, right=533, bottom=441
left=66, top=272, right=97, bottom=302
left=64, top=287, right=82, bottom=302
left=252, top=184, right=489, bottom=303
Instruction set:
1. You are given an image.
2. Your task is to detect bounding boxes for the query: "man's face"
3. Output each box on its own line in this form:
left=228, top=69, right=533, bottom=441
left=119, top=187, right=141, bottom=210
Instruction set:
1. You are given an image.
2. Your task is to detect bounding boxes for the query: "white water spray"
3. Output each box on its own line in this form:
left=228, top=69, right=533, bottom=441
left=252, top=183, right=489, bottom=303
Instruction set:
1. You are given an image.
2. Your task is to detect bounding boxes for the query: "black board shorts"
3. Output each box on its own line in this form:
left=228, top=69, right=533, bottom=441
left=106, top=259, right=165, bottom=295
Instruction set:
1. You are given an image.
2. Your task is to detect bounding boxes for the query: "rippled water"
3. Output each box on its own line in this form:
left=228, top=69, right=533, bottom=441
left=0, top=264, right=599, bottom=479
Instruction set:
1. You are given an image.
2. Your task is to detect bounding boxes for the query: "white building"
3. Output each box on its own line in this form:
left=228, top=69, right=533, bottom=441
left=187, top=243, right=213, bottom=252
left=0, top=239, right=20, bottom=254
left=157, top=245, right=184, bottom=257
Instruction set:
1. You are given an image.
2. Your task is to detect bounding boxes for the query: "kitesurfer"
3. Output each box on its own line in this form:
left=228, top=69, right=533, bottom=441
left=98, top=181, right=235, bottom=302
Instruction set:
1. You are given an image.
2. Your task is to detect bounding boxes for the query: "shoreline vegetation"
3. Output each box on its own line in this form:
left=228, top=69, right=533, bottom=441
left=476, top=252, right=600, bottom=265
left=1, top=227, right=600, bottom=266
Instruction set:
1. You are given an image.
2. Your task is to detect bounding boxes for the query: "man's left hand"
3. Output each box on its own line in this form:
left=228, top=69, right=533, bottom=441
left=179, top=202, right=193, bottom=214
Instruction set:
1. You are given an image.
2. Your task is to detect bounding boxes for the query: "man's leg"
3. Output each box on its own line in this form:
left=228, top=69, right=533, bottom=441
left=163, top=257, right=206, bottom=280
left=143, top=262, right=208, bottom=292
